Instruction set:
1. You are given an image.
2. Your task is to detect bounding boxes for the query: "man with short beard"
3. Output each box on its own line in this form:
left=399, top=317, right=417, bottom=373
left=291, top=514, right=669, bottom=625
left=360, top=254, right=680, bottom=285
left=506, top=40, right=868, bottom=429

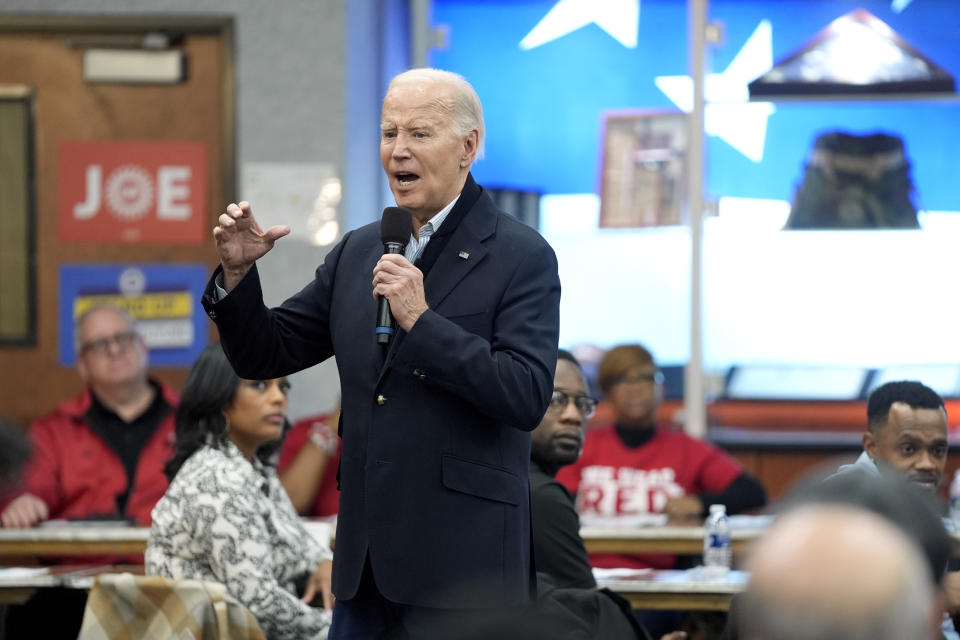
left=833, top=380, right=948, bottom=493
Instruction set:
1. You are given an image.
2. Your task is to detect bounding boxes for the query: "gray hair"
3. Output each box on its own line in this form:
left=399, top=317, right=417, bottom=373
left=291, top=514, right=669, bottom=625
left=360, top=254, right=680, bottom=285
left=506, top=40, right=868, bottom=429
left=74, top=304, right=137, bottom=355
left=388, top=68, right=485, bottom=159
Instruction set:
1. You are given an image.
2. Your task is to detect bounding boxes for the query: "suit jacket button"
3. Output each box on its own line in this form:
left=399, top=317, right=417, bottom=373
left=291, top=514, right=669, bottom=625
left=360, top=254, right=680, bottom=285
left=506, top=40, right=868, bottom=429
left=377, top=394, right=386, bottom=406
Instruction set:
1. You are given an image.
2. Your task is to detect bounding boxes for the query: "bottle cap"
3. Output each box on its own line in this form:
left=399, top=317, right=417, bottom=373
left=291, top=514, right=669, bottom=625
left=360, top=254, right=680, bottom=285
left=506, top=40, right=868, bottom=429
left=709, top=504, right=726, bottom=513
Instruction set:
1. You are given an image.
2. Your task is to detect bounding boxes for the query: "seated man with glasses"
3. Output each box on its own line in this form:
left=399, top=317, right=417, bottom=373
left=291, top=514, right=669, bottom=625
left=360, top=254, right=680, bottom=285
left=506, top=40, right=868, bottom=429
left=556, top=343, right=766, bottom=571
left=0, top=305, right=177, bottom=529
left=530, top=349, right=598, bottom=590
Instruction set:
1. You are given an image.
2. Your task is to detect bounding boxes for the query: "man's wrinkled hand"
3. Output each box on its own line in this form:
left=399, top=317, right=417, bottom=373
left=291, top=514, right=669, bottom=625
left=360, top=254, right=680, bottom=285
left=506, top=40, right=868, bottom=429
left=372, top=254, right=428, bottom=332
left=213, top=201, right=290, bottom=291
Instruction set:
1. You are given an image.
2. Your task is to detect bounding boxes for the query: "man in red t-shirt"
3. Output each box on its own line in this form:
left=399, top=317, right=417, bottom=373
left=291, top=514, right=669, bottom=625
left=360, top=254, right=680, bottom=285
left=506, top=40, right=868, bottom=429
left=278, top=408, right=341, bottom=517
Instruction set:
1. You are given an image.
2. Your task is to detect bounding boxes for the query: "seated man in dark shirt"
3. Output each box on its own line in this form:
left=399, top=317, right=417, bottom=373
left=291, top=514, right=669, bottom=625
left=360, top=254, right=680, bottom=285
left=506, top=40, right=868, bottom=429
left=530, top=350, right=686, bottom=640
left=530, top=349, right=597, bottom=589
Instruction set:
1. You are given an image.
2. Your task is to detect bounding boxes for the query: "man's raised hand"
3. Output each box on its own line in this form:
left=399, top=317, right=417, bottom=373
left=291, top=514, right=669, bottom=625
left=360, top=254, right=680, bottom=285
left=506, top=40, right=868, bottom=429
left=214, top=201, right=290, bottom=291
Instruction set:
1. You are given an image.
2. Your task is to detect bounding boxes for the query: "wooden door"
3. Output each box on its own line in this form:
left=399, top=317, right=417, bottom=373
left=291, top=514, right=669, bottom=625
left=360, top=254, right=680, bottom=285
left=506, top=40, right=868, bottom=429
left=0, top=16, right=234, bottom=425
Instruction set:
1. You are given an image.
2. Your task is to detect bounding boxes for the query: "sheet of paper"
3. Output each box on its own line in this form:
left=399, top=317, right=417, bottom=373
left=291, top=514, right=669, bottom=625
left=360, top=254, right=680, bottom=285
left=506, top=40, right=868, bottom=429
left=0, top=567, right=49, bottom=578
left=592, top=567, right=654, bottom=580
left=580, top=513, right=669, bottom=528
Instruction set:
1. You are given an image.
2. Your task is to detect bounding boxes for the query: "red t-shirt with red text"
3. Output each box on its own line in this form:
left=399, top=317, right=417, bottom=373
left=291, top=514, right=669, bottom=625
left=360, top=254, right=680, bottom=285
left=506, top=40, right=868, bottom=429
left=555, top=424, right=743, bottom=569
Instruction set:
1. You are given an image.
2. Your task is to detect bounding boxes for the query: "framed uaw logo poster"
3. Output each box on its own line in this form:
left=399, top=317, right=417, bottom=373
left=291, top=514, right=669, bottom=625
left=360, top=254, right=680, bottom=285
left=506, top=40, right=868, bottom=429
left=57, top=140, right=208, bottom=244
left=58, top=263, right=208, bottom=367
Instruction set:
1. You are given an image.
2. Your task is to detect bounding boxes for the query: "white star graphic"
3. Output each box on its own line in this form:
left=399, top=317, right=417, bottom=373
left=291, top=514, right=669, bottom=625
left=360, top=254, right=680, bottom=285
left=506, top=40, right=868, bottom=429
left=519, top=0, right=640, bottom=50
left=891, top=0, right=914, bottom=12
left=655, top=20, right=775, bottom=162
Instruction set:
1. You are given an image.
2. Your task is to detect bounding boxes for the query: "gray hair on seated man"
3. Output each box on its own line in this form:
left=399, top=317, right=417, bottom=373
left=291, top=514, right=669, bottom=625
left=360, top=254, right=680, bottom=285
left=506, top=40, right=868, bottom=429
left=739, top=504, right=940, bottom=640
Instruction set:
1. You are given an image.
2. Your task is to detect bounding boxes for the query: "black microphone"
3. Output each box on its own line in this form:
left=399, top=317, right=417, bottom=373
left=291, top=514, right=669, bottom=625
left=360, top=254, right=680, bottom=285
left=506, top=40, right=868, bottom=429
left=377, top=207, right=413, bottom=345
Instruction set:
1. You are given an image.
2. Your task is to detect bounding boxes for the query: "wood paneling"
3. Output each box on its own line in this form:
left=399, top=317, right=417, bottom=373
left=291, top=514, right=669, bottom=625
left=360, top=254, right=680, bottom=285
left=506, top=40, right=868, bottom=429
left=0, top=18, right=232, bottom=426
left=0, top=87, right=33, bottom=343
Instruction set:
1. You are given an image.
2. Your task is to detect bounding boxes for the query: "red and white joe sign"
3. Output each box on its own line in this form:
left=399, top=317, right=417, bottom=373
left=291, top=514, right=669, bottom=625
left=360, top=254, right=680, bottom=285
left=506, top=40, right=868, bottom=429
left=58, top=141, right=208, bottom=244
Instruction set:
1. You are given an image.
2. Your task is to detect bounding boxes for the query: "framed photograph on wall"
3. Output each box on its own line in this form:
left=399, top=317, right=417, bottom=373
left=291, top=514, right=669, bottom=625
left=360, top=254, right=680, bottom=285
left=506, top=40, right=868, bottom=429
left=599, top=111, right=688, bottom=228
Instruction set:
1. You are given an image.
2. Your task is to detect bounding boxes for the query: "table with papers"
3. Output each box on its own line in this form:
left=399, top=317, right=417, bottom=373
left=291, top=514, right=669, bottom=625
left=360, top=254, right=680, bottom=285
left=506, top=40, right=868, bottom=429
left=0, top=518, right=333, bottom=558
left=0, top=523, right=149, bottom=557
left=0, top=564, right=119, bottom=605
left=580, top=514, right=773, bottom=556
left=595, top=568, right=750, bottom=611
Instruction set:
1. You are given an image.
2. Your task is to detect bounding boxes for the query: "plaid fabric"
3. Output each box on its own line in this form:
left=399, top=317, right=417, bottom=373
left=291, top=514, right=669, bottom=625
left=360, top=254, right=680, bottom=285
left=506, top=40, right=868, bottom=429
left=78, top=572, right=266, bottom=640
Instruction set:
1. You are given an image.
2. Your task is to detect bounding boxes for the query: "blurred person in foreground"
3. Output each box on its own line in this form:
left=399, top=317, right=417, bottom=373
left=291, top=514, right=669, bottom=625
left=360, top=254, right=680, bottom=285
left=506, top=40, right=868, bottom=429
left=721, top=463, right=955, bottom=640
left=146, top=343, right=332, bottom=640
left=556, top=343, right=766, bottom=570
left=203, top=67, right=560, bottom=636
left=0, top=305, right=176, bottom=529
left=739, top=503, right=941, bottom=640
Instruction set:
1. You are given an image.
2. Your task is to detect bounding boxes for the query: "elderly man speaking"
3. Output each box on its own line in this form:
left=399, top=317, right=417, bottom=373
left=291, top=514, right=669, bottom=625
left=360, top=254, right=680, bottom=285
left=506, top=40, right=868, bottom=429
left=202, top=69, right=560, bottom=637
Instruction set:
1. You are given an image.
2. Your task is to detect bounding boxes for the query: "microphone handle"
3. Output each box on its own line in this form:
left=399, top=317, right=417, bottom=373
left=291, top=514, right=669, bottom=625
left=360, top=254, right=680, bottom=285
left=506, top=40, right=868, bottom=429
left=376, top=242, right=407, bottom=344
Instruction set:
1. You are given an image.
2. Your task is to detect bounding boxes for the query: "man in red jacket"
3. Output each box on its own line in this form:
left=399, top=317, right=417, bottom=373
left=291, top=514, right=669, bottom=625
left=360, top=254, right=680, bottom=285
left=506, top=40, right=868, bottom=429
left=0, top=305, right=177, bottom=528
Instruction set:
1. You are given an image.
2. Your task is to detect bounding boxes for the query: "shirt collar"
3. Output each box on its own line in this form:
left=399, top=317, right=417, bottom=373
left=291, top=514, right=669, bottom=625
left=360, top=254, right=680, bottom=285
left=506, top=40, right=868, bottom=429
left=416, top=194, right=460, bottom=237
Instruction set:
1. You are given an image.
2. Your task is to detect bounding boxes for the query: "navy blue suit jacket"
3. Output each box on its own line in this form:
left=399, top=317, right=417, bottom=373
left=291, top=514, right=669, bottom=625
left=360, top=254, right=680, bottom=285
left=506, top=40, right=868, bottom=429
left=202, top=176, right=561, bottom=608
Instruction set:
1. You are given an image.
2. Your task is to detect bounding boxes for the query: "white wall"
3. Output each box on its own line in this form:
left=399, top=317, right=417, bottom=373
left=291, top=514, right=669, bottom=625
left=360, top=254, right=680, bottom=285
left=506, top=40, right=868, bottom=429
left=544, top=194, right=960, bottom=372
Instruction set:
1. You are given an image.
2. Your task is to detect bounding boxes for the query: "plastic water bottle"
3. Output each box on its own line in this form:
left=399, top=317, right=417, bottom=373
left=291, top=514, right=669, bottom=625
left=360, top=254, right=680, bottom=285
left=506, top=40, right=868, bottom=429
left=950, top=470, right=960, bottom=530
left=703, top=503, right=732, bottom=577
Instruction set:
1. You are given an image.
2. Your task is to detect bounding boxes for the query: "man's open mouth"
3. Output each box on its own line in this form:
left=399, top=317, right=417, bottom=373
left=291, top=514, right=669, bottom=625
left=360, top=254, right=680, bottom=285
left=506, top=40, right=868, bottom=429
left=396, top=172, right=419, bottom=186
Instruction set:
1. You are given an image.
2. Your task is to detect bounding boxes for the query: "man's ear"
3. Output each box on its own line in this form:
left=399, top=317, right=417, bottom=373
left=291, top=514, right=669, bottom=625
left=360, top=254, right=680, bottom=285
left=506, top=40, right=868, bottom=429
left=862, top=430, right=877, bottom=460
left=460, top=130, right=478, bottom=168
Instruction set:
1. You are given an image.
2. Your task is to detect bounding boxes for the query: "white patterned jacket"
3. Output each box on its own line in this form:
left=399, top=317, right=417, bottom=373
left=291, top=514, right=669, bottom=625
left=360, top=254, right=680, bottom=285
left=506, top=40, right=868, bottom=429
left=146, top=439, right=332, bottom=640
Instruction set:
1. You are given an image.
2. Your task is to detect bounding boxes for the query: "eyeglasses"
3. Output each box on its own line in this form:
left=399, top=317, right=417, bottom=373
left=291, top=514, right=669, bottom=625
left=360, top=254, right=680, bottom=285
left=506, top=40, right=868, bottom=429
left=610, top=371, right=664, bottom=387
left=79, top=331, right=139, bottom=356
left=549, top=389, right=597, bottom=418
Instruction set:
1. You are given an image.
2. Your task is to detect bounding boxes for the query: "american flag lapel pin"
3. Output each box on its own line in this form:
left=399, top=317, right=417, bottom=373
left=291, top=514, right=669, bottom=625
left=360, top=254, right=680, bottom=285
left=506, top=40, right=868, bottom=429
left=458, top=251, right=470, bottom=260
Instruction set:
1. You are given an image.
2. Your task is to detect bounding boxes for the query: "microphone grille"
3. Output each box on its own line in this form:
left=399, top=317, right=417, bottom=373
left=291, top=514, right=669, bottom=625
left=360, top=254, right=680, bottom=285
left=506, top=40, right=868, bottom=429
left=380, top=207, right=413, bottom=245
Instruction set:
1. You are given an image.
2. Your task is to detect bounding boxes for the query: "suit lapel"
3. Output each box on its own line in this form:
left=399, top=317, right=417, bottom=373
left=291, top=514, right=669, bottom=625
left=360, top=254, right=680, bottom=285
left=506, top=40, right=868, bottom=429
left=423, top=211, right=492, bottom=310
left=377, top=187, right=498, bottom=378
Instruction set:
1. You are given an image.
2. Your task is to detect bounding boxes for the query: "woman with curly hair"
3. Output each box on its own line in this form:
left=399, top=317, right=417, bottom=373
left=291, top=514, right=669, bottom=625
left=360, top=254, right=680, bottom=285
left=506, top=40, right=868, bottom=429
left=146, top=342, right=332, bottom=640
